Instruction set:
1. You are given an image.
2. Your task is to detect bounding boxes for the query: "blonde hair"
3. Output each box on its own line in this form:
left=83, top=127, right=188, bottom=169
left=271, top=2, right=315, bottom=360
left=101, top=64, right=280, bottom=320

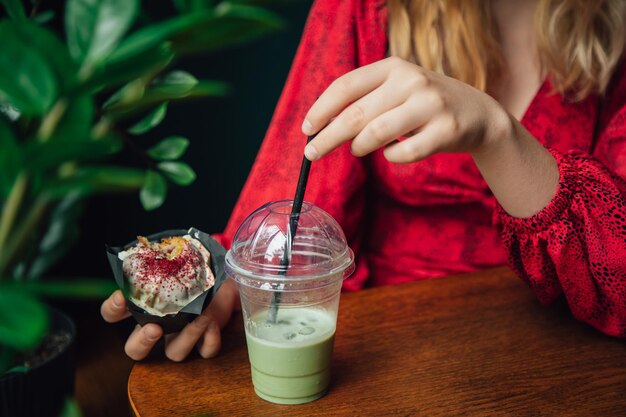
left=387, top=0, right=626, bottom=100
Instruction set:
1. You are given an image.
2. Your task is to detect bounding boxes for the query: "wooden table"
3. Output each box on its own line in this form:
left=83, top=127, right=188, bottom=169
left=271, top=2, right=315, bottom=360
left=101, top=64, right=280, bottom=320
left=128, top=267, right=626, bottom=416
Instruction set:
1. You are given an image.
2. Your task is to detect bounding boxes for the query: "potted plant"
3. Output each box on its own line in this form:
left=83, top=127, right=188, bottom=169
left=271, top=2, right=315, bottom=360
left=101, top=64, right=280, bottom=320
left=0, top=0, right=282, bottom=415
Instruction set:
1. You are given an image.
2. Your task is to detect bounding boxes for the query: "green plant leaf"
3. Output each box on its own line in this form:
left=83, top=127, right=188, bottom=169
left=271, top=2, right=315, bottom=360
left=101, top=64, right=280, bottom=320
left=0, top=0, right=26, bottom=21
left=0, top=22, right=57, bottom=116
left=215, top=2, right=283, bottom=24
left=0, top=103, right=20, bottom=121
left=9, top=21, right=77, bottom=92
left=172, top=0, right=190, bottom=13
left=172, top=4, right=283, bottom=55
left=102, top=71, right=198, bottom=111
left=108, top=12, right=214, bottom=63
left=140, top=170, right=167, bottom=210
left=16, top=279, right=118, bottom=299
left=25, top=193, right=84, bottom=279
left=65, top=0, right=139, bottom=64
left=105, top=80, right=228, bottom=116
left=148, top=136, right=190, bottom=160
left=102, top=79, right=146, bottom=109
left=5, top=364, right=28, bottom=373
left=0, top=287, right=48, bottom=351
left=59, top=397, right=82, bottom=417
left=51, top=96, right=94, bottom=142
left=152, top=71, right=198, bottom=95
left=24, top=136, right=122, bottom=171
left=111, top=5, right=282, bottom=61
left=128, top=102, right=168, bottom=135
left=33, top=10, right=55, bottom=24
left=77, top=166, right=146, bottom=190
left=0, top=117, right=22, bottom=198
left=173, top=0, right=213, bottom=13
left=41, top=166, right=146, bottom=199
left=155, top=79, right=229, bottom=98
left=81, top=43, right=174, bottom=93
left=158, top=161, right=196, bottom=186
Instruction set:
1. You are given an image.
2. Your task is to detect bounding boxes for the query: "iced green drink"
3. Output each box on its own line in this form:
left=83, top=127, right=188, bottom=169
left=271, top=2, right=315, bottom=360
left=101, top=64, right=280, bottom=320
left=225, top=201, right=355, bottom=405
left=245, top=308, right=335, bottom=404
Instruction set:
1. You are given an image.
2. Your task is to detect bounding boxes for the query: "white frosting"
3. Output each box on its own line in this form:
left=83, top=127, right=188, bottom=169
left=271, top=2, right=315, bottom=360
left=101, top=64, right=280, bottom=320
left=119, top=235, right=214, bottom=316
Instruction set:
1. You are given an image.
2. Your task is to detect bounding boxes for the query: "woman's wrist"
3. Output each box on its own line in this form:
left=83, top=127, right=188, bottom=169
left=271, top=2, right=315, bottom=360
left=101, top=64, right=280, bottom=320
left=469, top=98, right=516, bottom=158
left=470, top=106, right=559, bottom=218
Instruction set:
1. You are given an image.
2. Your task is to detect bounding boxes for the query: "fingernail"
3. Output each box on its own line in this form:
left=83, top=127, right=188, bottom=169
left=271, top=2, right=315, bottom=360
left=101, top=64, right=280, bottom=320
left=112, top=291, right=124, bottom=308
left=145, top=326, right=161, bottom=341
left=304, top=144, right=319, bottom=161
left=302, top=119, right=313, bottom=135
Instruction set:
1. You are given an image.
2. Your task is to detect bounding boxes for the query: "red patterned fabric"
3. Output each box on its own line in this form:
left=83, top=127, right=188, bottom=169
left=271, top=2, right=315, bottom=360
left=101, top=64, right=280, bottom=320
left=213, top=0, right=626, bottom=337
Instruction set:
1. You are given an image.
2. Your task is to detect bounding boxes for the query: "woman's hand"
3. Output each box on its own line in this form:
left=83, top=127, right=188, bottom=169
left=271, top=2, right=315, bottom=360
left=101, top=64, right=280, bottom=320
left=100, top=279, right=240, bottom=362
left=302, top=56, right=559, bottom=218
left=302, top=56, right=511, bottom=163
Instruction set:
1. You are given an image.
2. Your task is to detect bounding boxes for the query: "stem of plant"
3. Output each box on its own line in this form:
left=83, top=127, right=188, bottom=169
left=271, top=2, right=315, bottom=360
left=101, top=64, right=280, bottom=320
left=122, top=134, right=159, bottom=170
left=0, top=174, right=29, bottom=274
left=92, top=116, right=112, bottom=139
left=0, top=197, right=49, bottom=280
left=37, top=99, right=68, bottom=142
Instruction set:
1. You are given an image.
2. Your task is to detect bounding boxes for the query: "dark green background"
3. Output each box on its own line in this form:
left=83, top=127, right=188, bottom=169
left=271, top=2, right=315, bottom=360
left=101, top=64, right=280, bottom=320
left=52, top=1, right=313, bottom=278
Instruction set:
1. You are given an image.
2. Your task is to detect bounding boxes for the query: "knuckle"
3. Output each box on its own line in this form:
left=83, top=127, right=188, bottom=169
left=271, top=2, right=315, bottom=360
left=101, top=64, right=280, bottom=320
left=407, top=70, right=429, bottom=90
left=428, top=92, right=446, bottom=111
left=384, top=143, right=408, bottom=164
left=405, top=141, right=422, bottom=162
left=192, top=314, right=212, bottom=331
left=386, top=55, right=404, bottom=67
left=330, top=77, right=352, bottom=96
left=205, top=318, right=220, bottom=335
left=349, top=142, right=365, bottom=157
left=440, top=114, right=459, bottom=137
left=341, top=104, right=365, bottom=129
left=368, top=119, right=389, bottom=143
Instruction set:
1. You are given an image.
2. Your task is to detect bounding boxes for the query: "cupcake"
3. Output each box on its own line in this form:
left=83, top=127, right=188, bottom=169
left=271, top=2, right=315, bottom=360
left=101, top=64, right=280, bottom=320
left=119, top=235, right=215, bottom=316
left=107, top=228, right=227, bottom=333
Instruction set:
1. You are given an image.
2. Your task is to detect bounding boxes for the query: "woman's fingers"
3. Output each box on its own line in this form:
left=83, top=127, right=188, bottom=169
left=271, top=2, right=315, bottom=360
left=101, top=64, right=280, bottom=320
left=121, top=281, right=241, bottom=363
left=303, top=59, right=392, bottom=136
left=125, top=323, right=163, bottom=360
left=165, top=313, right=215, bottom=362
left=208, top=280, right=240, bottom=327
left=100, top=290, right=132, bottom=323
left=163, top=280, right=241, bottom=361
left=383, top=115, right=456, bottom=163
left=350, top=97, right=437, bottom=157
left=198, top=316, right=221, bottom=359
left=305, top=84, right=402, bottom=160
left=197, top=280, right=240, bottom=358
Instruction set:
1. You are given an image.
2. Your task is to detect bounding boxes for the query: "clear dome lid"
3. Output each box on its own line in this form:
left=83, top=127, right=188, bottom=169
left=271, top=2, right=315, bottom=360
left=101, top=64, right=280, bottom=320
left=225, top=200, right=355, bottom=284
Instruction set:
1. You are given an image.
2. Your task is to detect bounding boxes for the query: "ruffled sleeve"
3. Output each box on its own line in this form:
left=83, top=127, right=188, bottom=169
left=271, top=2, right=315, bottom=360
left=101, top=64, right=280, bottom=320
left=495, top=67, right=626, bottom=337
left=212, top=0, right=387, bottom=290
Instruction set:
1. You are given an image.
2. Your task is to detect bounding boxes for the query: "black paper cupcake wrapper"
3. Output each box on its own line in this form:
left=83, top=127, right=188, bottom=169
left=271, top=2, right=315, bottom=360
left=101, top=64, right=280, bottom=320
left=106, top=227, right=227, bottom=334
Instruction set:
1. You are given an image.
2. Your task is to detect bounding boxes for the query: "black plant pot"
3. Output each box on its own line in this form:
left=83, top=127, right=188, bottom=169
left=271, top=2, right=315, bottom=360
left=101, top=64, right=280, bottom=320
left=0, top=308, right=76, bottom=417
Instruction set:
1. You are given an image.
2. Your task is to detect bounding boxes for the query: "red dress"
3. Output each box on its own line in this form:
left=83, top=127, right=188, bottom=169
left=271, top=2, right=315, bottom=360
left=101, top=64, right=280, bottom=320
left=214, top=0, right=626, bottom=337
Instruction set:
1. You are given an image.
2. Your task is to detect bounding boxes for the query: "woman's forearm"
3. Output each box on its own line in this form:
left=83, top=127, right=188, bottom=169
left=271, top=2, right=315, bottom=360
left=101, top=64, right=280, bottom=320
left=471, top=113, right=559, bottom=218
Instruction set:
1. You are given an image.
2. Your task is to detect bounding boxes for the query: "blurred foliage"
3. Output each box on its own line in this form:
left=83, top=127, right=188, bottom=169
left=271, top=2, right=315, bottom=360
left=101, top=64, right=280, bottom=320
left=0, top=0, right=282, bottom=374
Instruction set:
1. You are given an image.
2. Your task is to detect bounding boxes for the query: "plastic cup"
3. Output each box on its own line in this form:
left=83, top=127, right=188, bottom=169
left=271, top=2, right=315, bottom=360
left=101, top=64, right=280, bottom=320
left=225, top=200, right=354, bottom=404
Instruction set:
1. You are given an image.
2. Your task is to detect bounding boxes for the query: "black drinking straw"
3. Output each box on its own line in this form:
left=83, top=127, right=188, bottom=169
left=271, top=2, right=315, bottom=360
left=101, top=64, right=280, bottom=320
left=267, top=134, right=316, bottom=324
